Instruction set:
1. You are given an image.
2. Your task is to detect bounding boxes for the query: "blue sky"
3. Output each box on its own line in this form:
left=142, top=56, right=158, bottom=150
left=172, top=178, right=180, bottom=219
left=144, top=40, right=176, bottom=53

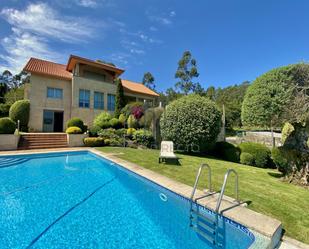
left=0, top=0, right=309, bottom=92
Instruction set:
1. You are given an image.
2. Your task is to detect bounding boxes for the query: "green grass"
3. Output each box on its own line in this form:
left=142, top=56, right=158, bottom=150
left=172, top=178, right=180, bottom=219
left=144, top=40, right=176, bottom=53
left=97, top=147, right=309, bottom=244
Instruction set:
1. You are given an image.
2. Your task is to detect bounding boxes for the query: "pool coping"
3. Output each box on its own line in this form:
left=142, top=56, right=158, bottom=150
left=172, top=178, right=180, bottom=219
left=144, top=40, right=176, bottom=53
left=0, top=147, right=285, bottom=248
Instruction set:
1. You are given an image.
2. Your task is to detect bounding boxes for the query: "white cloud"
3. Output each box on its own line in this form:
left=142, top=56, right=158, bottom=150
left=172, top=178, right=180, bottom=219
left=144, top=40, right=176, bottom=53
left=76, top=0, right=97, bottom=8
left=150, top=26, right=158, bottom=32
left=1, top=3, right=94, bottom=42
left=129, top=48, right=145, bottom=55
left=0, top=3, right=96, bottom=73
left=109, top=52, right=131, bottom=66
left=170, top=11, right=176, bottom=17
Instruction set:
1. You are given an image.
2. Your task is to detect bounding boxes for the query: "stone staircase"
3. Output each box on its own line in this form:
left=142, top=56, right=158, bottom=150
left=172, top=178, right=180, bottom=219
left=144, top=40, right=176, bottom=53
left=18, top=133, right=68, bottom=150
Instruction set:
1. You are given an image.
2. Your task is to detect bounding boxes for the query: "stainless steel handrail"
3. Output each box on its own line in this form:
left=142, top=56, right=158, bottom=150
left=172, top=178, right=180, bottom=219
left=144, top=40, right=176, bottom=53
left=215, top=169, right=239, bottom=213
left=190, top=163, right=212, bottom=201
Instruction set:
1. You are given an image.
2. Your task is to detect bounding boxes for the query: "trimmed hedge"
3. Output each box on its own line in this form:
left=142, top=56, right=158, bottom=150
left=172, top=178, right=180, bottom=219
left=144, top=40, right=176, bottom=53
left=0, top=117, right=16, bottom=134
left=133, top=129, right=154, bottom=148
left=212, top=142, right=240, bottom=162
left=67, top=117, right=86, bottom=132
left=83, top=137, right=105, bottom=147
left=239, top=142, right=271, bottom=167
left=9, top=100, right=30, bottom=131
left=66, top=126, right=82, bottom=134
left=271, top=147, right=290, bottom=174
left=240, top=152, right=254, bottom=165
left=160, top=94, right=221, bottom=153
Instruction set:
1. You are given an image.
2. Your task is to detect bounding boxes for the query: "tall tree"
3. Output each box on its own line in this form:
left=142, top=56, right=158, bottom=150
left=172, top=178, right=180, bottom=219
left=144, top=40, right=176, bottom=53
left=115, top=78, right=126, bottom=117
left=142, top=72, right=155, bottom=90
left=205, top=86, right=216, bottom=100
left=175, top=51, right=199, bottom=95
left=0, top=83, right=8, bottom=104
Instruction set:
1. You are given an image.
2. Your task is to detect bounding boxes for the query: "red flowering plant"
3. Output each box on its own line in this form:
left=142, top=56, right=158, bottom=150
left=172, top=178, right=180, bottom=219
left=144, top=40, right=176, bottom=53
left=132, top=106, right=144, bottom=120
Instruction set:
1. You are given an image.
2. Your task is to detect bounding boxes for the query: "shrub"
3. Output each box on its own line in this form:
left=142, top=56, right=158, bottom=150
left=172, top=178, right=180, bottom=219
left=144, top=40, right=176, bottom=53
left=94, top=112, right=112, bottom=128
left=132, top=105, right=144, bottom=120
left=104, top=139, right=110, bottom=146
left=127, top=128, right=136, bottom=136
left=88, top=126, right=101, bottom=137
left=109, top=118, right=122, bottom=129
left=66, top=126, right=82, bottom=134
left=109, top=137, right=125, bottom=147
left=121, top=102, right=143, bottom=119
left=239, top=142, right=271, bottom=168
left=67, top=117, right=86, bottom=132
left=118, top=114, right=126, bottom=126
left=0, top=103, right=11, bottom=118
left=9, top=100, right=30, bottom=131
left=281, top=122, right=294, bottom=144
left=271, top=147, right=290, bottom=174
left=83, top=137, right=105, bottom=147
left=115, top=128, right=127, bottom=137
left=160, top=94, right=221, bottom=153
left=98, top=128, right=118, bottom=140
left=127, top=114, right=138, bottom=128
left=0, top=117, right=16, bottom=134
left=240, top=152, right=254, bottom=165
left=133, top=129, right=154, bottom=147
left=212, top=142, right=240, bottom=162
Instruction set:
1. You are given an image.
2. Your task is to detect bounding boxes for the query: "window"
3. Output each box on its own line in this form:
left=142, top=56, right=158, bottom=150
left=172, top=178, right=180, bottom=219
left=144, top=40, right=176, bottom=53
left=107, top=94, right=115, bottom=111
left=94, top=92, right=104, bottom=110
left=47, top=87, right=63, bottom=99
left=79, top=89, right=90, bottom=108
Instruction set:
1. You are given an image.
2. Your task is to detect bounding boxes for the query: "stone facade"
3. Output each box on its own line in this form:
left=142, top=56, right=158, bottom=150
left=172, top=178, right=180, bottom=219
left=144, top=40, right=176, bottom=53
left=25, top=70, right=157, bottom=132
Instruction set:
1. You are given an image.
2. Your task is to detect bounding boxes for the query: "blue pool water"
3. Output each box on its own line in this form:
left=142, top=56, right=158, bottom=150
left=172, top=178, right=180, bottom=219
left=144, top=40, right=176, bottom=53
left=0, top=151, right=255, bottom=249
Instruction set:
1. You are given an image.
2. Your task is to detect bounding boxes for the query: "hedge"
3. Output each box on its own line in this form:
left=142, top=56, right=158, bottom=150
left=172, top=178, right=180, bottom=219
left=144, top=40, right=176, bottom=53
left=66, top=126, right=83, bottom=134
left=9, top=100, right=30, bottom=131
left=0, top=103, right=11, bottom=118
left=160, top=94, right=221, bottom=153
left=133, top=129, right=154, bottom=148
left=239, top=142, right=271, bottom=168
left=83, top=137, right=105, bottom=147
left=212, top=141, right=240, bottom=162
left=240, top=152, right=254, bottom=165
left=0, top=117, right=16, bottom=134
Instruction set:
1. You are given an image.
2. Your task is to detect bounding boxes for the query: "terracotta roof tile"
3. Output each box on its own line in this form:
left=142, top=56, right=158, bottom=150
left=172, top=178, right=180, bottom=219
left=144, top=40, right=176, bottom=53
left=23, top=58, right=72, bottom=80
left=121, top=79, right=159, bottom=97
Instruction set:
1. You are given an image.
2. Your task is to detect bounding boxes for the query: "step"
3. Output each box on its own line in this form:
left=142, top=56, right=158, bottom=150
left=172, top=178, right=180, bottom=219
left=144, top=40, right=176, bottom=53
left=18, top=145, right=68, bottom=150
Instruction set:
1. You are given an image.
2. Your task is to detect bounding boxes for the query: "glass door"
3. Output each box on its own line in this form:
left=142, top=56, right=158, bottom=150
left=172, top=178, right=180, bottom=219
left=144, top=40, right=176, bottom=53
left=43, top=110, right=54, bottom=132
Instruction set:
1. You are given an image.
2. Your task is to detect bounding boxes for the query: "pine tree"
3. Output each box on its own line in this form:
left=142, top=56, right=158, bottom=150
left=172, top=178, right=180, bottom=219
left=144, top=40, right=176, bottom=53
left=142, top=72, right=155, bottom=90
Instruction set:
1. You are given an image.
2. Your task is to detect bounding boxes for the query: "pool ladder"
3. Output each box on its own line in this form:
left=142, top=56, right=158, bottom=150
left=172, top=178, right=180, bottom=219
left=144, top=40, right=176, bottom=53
left=189, top=164, right=239, bottom=248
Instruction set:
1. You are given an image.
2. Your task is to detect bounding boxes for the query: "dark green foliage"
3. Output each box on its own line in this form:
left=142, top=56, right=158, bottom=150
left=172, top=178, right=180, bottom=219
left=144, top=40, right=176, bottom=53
left=133, top=129, right=154, bottom=148
left=109, top=118, right=122, bottom=129
left=160, top=94, right=221, bottom=153
left=88, top=126, right=101, bottom=137
left=142, top=72, right=155, bottom=90
left=240, top=152, right=254, bottom=166
left=271, top=147, right=290, bottom=174
left=212, top=142, right=240, bottom=162
left=175, top=51, right=199, bottom=95
left=115, top=128, right=127, bottom=137
left=66, top=117, right=86, bottom=132
left=83, top=137, right=105, bottom=147
left=215, top=82, right=250, bottom=128
left=0, top=83, right=8, bottom=103
left=0, top=117, right=16, bottom=134
left=0, top=103, right=10, bottom=117
left=4, top=86, right=25, bottom=105
left=98, top=128, right=118, bottom=140
left=9, top=99, right=30, bottom=131
left=115, top=78, right=126, bottom=117
left=241, top=64, right=309, bottom=128
left=239, top=142, right=271, bottom=168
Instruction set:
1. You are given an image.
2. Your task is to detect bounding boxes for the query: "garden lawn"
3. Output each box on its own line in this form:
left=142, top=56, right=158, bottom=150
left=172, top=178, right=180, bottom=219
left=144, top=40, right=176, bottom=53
left=97, top=147, right=309, bottom=244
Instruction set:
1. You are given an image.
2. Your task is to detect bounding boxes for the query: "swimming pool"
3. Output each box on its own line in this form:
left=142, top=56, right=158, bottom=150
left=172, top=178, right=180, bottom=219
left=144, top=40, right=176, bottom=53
left=0, top=151, right=255, bottom=248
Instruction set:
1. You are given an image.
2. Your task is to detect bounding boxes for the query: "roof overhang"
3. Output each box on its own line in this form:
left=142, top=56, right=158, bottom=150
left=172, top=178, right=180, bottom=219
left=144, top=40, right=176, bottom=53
left=66, top=55, right=125, bottom=76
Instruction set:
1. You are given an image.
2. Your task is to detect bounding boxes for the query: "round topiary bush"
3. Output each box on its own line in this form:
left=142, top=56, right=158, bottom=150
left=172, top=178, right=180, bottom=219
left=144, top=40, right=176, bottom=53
left=239, top=142, right=271, bottom=168
left=67, top=117, right=85, bottom=131
left=109, top=118, right=122, bottom=129
left=0, top=117, right=16, bottom=134
left=66, top=126, right=83, bottom=134
left=240, top=152, right=254, bottom=166
left=9, top=100, right=30, bottom=131
left=94, top=112, right=112, bottom=129
left=160, top=94, right=221, bottom=153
